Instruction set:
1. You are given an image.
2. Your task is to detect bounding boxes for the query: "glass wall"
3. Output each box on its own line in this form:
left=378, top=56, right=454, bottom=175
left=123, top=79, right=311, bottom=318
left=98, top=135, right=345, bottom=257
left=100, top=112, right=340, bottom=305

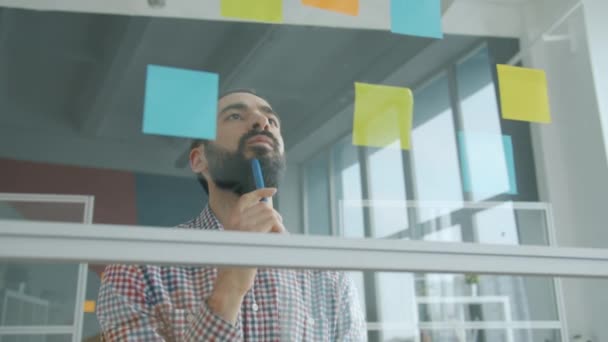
left=304, top=151, right=332, bottom=236
left=297, top=37, right=561, bottom=341
left=0, top=196, right=89, bottom=341
left=0, top=2, right=607, bottom=341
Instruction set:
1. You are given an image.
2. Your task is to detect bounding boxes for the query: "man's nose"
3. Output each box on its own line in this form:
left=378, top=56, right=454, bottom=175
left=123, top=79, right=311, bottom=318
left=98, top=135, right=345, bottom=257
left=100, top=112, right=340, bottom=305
left=251, top=112, right=270, bottom=131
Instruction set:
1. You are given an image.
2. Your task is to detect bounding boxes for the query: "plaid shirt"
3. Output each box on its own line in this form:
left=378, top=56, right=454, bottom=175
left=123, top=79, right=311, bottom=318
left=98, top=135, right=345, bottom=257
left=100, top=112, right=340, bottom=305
left=97, top=206, right=367, bottom=341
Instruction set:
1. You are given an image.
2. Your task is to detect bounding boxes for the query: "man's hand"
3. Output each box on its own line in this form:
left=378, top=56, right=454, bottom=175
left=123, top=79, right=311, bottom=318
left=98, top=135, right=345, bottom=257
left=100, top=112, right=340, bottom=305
left=208, top=188, right=286, bottom=324
left=224, top=188, right=285, bottom=235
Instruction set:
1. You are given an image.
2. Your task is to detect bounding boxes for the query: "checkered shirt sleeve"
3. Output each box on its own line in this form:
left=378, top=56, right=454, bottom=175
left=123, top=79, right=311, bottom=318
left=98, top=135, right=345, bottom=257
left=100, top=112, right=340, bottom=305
left=336, top=273, right=367, bottom=341
left=97, top=264, right=243, bottom=341
left=96, top=206, right=367, bottom=341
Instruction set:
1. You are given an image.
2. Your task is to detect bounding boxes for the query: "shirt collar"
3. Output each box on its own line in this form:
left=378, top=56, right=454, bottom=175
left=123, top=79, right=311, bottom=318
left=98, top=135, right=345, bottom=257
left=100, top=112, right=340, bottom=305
left=194, top=205, right=224, bottom=231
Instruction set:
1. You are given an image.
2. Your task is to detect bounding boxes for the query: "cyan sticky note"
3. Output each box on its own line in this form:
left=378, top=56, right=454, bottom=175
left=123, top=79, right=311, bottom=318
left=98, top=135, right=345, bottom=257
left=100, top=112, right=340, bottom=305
left=458, top=132, right=518, bottom=199
left=390, top=0, right=443, bottom=39
left=503, top=135, right=518, bottom=195
left=143, top=65, right=219, bottom=140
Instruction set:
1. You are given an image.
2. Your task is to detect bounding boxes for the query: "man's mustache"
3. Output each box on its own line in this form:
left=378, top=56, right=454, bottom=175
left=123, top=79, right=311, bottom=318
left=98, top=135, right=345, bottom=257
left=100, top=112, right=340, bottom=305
left=239, top=130, right=280, bottom=151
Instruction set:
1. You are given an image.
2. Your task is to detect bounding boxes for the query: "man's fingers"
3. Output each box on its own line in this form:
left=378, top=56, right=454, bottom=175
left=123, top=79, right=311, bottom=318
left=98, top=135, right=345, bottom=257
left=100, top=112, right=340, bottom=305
left=238, top=188, right=277, bottom=209
left=274, top=210, right=283, bottom=223
left=258, top=216, right=286, bottom=234
left=271, top=221, right=287, bottom=234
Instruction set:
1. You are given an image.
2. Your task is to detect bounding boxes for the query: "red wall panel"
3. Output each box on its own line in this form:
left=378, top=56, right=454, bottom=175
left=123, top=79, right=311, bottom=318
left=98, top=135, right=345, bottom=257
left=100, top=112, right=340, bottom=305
left=0, top=158, right=137, bottom=225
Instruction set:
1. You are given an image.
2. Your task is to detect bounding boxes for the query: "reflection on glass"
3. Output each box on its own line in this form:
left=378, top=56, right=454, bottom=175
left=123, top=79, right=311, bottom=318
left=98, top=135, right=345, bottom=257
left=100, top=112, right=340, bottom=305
left=388, top=273, right=562, bottom=342
left=305, top=151, right=332, bottom=235
left=474, top=202, right=519, bottom=245
left=367, top=142, right=408, bottom=238
left=332, top=135, right=365, bottom=238
left=376, top=273, right=418, bottom=341
left=0, top=199, right=84, bottom=329
left=339, top=200, right=551, bottom=247
left=456, top=47, right=511, bottom=201
left=458, top=131, right=514, bottom=201
left=82, top=270, right=103, bottom=341
left=0, top=264, right=78, bottom=326
left=0, top=3, right=599, bottom=342
left=359, top=272, right=564, bottom=342
left=0, top=335, right=72, bottom=342
left=412, top=74, right=463, bottom=223
left=330, top=136, right=368, bottom=317
left=0, top=202, right=84, bottom=223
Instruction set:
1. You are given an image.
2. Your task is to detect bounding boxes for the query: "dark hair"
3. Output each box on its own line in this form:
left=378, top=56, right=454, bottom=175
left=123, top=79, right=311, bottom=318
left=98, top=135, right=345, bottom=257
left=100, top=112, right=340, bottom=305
left=192, top=89, right=262, bottom=195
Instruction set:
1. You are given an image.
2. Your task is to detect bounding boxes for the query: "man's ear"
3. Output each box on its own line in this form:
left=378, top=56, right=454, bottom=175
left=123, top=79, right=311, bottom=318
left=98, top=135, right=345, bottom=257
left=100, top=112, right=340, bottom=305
left=189, top=144, right=208, bottom=175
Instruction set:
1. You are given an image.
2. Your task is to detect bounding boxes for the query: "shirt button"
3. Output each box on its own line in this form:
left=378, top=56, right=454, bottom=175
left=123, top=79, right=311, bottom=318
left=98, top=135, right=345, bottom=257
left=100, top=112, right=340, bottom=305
left=186, top=313, right=194, bottom=323
left=252, top=303, right=259, bottom=312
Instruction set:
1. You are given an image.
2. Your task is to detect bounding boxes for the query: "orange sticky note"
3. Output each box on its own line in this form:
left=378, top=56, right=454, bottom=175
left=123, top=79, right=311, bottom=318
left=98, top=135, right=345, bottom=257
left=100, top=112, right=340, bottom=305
left=84, top=300, right=96, bottom=313
left=497, top=64, right=551, bottom=123
left=221, top=0, right=283, bottom=23
left=352, top=82, right=413, bottom=150
left=302, top=0, right=359, bottom=16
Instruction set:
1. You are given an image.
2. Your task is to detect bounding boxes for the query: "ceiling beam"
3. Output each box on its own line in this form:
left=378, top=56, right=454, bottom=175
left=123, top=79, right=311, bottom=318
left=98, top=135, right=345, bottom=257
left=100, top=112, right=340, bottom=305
left=443, top=0, right=525, bottom=38
left=76, top=18, right=151, bottom=136
left=220, top=28, right=277, bottom=91
left=0, top=8, right=13, bottom=106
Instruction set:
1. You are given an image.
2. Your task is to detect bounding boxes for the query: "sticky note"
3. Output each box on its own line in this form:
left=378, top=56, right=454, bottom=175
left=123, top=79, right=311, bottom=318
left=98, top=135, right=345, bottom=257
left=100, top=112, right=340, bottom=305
left=503, top=135, right=518, bottom=195
left=352, top=82, right=413, bottom=150
left=143, top=65, right=219, bottom=140
left=390, top=0, right=443, bottom=38
left=221, top=0, right=283, bottom=23
left=302, top=0, right=359, bottom=16
left=497, top=64, right=551, bottom=123
left=458, top=132, right=518, bottom=199
left=84, top=300, right=96, bottom=313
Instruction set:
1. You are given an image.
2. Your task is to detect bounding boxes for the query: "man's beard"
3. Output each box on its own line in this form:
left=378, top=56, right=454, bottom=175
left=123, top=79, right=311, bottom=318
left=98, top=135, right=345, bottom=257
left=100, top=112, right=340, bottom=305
left=204, top=130, right=286, bottom=196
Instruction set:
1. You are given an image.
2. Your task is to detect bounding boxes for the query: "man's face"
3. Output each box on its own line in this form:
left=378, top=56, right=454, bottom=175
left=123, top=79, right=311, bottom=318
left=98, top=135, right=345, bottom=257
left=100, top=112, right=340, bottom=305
left=197, top=92, right=286, bottom=195
left=214, top=92, right=284, bottom=156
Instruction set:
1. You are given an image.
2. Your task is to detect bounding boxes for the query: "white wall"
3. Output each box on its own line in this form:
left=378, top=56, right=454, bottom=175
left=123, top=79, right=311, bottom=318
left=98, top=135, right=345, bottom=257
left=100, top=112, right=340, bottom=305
left=583, top=0, right=608, bottom=167
left=524, top=0, right=608, bottom=340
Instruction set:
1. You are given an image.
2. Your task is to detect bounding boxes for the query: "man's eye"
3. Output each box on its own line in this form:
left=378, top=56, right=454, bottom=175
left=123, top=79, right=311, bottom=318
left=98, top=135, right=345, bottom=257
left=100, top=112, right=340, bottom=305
left=227, top=113, right=242, bottom=120
left=269, top=118, right=279, bottom=126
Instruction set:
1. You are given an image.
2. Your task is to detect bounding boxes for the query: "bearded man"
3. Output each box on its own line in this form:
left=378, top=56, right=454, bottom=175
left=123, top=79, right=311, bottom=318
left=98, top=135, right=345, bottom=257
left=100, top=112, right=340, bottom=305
left=97, top=90, right=366, bottom=341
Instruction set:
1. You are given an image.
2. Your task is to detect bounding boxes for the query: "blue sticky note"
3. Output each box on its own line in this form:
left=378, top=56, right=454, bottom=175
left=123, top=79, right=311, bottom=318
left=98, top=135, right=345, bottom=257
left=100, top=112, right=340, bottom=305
left=143, top=65, right=219, bottom=140
left=390, top=0, right=443, bottom=39
left=458, top=132, right=518, bottom=199
left=503, top=135, right=518, bottom=195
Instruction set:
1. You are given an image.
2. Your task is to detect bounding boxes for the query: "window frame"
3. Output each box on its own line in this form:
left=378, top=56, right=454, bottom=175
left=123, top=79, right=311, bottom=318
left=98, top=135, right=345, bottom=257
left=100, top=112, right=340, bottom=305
left=298, top=40, right=569, bottom=340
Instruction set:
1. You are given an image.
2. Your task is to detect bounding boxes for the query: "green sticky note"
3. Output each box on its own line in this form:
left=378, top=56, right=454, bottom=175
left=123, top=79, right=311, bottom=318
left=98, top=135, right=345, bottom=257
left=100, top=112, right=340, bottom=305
left=143, top=65, right=219, bottom=140
left=221, top=0, right=283, bottom=23
left=352, top=82, right=413, bottom=150
left=497, top=64, right=551, bottom=123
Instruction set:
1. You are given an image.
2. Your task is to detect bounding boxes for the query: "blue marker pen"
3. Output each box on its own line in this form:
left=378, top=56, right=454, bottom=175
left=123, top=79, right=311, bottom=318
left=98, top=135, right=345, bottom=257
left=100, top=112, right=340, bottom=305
left=251, top=158, right=268, bottom=202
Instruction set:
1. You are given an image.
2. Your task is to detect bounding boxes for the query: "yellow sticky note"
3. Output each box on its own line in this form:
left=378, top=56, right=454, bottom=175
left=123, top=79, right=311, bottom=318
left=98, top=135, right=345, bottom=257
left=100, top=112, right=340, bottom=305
left=302, top=0, right=359, bottom=16
left=221, top=0, right=283, bottom=23
left=352, top=82, right=413, bottom=150
left=497, top=64, right=551, bottom=123
left=84, top=300, right=96, bottom=313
